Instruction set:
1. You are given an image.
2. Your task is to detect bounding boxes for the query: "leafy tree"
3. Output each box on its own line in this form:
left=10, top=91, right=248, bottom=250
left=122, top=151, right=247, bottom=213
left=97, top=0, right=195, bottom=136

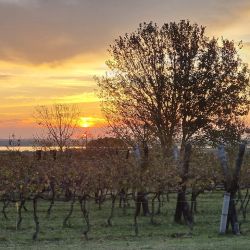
left=98, top=20, right=250, bottom=224
left=98, top=20, right=249, bottom=152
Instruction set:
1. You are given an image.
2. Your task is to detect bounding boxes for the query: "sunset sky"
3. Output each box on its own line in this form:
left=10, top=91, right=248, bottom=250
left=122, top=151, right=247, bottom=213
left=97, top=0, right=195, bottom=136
left=0, top=0, right=250, bottom=138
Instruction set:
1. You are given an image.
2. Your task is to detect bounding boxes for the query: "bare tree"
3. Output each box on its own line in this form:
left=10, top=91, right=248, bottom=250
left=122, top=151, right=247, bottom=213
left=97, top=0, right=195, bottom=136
left=34, top=104, right=80, bottom=152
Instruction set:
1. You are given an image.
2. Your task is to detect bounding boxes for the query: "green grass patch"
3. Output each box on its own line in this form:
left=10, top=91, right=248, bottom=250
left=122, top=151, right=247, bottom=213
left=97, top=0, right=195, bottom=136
left=0, top=192, right=249, bottom=249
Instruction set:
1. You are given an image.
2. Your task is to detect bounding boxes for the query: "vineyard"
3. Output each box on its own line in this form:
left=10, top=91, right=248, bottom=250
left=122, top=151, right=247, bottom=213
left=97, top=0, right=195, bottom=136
left=0, top=145, right=250, bottom=249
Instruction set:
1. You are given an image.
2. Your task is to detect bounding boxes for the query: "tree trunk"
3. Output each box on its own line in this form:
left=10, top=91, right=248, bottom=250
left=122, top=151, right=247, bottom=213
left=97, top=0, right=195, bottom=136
left=218, top=143, right=246, bottom=235
left=135, top=191, right=150, bottom=216
left=238, top=189, right=249, bottom=221
left=119, top=189, right=126, bottom=208
left=226, top=195, right=240, bottom=235
left=47, top=185, right=55, bottom=218
left=174, top=190, right=193, bottom=226
left=133, top=191, right=150, bottom=236
left=191, top=190, right=199, bottom=215
left=63, top=197, right=75, bottom=227
left=47, top=196, right=55, bottom=218
left=80, top=197, right=90, bottom=240
left=107, top=193, right=116, bottom=226
left=150, top=193, right=158, bottom=224
left=23, top=201, right=28, bottom=212
left=227, top=143, right=246, bottom=235
left=2, top=200, right=9, bottom=220
left=119, top=189, right=128, bottom=215
left=174, top=143, right=193, bottom=227
left=16, top=199, right=25, bottom=230
left=156, top=192, right=162, bottom=215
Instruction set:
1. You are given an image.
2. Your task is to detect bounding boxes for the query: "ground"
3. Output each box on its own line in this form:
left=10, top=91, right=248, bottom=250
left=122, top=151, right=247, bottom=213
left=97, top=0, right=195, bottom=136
left=0, top=192, right=249, bottom=249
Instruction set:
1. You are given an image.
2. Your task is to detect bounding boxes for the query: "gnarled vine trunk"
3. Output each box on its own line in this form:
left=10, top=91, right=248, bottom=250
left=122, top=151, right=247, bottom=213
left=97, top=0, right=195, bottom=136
left=80, top=196, right=90, bottom=240
left=32, top=197, right=39, bottom=240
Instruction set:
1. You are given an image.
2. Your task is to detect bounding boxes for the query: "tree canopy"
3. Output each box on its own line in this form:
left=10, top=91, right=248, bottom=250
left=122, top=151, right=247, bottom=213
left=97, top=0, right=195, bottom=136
left=98, top=20, right=250, bottom=151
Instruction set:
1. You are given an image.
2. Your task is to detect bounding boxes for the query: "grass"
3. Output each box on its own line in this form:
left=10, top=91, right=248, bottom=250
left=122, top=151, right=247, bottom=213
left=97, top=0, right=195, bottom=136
left=0, top=191, right=250, bottom=249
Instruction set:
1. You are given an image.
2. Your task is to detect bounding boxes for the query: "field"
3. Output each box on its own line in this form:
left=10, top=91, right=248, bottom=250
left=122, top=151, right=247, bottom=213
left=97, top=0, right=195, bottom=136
left=0, top=191, right=250, bottom=250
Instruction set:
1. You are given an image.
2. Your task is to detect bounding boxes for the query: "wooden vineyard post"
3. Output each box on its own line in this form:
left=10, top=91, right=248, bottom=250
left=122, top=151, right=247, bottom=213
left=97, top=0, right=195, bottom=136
left=217, top=143, right=246, bottom=235
left=219, top=192, right=230, bottom=234
left=218, top=145, right=230, bottom=234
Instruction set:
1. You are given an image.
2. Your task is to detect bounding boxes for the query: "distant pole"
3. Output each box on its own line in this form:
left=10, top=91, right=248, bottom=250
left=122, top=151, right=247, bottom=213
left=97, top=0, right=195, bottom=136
left=82, top=131, right=87, bottom=149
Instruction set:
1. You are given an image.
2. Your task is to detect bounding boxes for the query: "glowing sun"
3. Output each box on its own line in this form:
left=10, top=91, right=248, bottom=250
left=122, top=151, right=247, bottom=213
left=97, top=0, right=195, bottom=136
left=79, top=117, right=94, bottom=128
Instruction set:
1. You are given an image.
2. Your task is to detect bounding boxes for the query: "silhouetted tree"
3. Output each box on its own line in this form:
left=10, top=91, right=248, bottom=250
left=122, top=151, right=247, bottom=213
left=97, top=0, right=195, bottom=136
left=97, top=20, right=250, bottom=224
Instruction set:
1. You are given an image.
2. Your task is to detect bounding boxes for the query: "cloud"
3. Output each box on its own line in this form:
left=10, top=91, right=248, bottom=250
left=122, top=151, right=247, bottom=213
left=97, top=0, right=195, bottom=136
left=0, top=86, right=97, bottom=107
left=0, top=0, right=249, bottom=64
left=47, top=75, right=94, bottom=82
left=0, top=0, right=31, bottom=4
left=0, top=0, right=250, bottom=138
left=0, top=73, right=12, bottom=79
left=243, top=42, right=250, bottom=47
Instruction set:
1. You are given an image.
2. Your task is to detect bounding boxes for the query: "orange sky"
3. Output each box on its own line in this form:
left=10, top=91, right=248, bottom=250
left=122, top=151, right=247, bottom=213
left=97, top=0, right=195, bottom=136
left=0, top=0, right=250, bottom=138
